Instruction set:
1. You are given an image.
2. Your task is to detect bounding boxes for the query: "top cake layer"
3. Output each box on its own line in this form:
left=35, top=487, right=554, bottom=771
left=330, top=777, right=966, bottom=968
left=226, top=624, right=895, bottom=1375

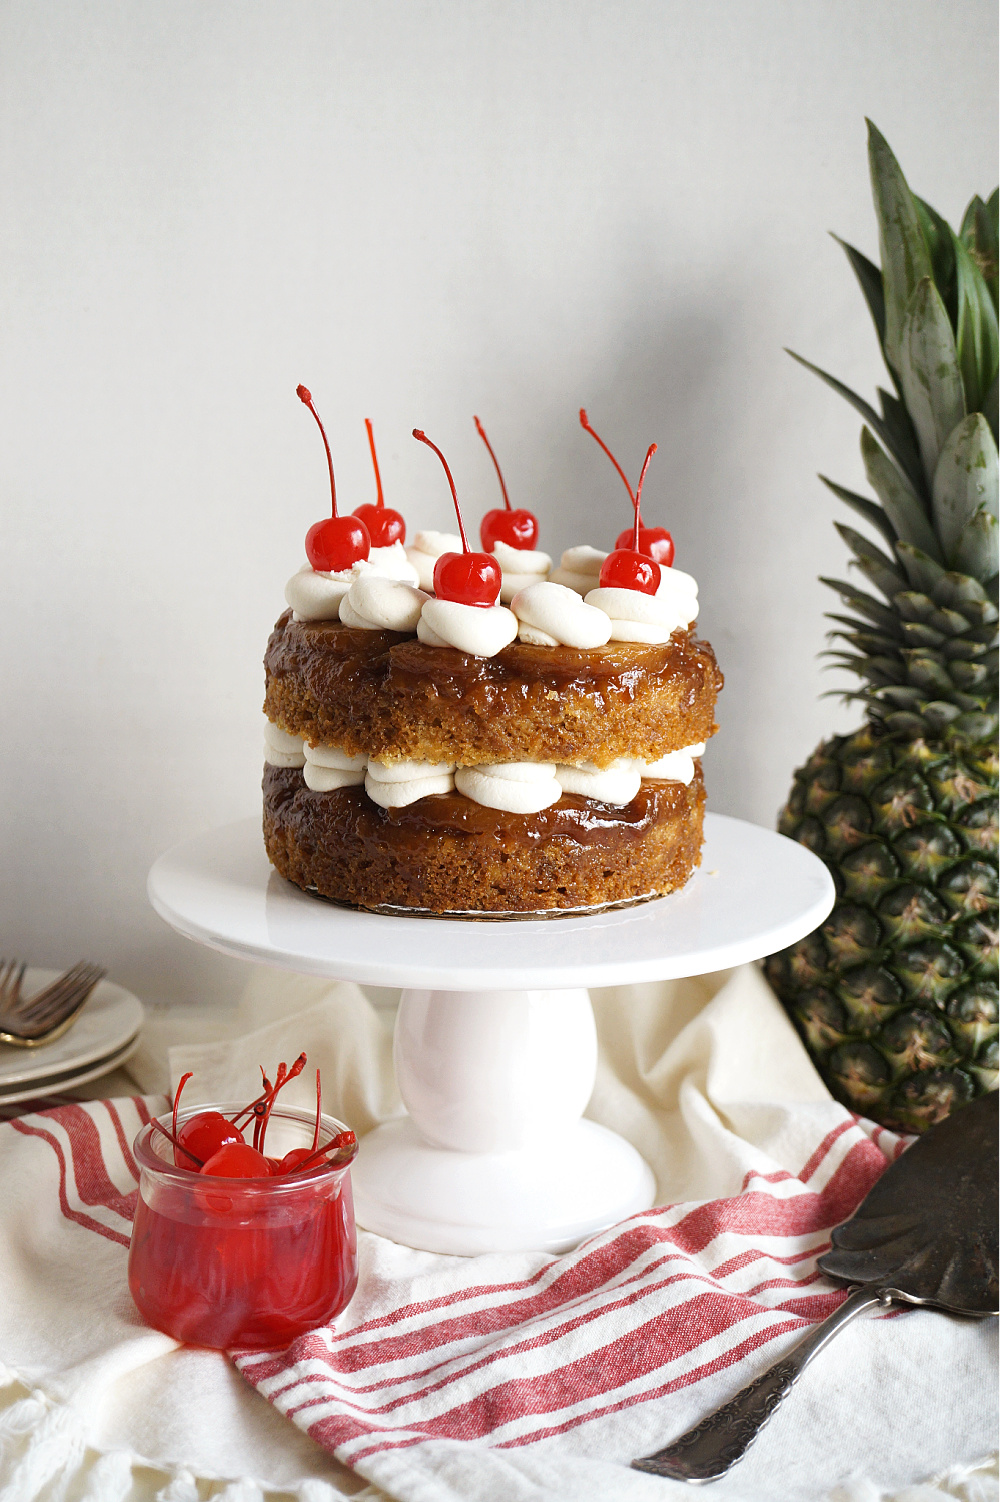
left=264, top=611, right=722, bottom=768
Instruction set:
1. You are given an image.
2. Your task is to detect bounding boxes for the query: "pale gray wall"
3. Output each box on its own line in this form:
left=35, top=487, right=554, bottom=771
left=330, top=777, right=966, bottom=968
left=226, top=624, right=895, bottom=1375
left=2, top=0, right=997, bottom=1005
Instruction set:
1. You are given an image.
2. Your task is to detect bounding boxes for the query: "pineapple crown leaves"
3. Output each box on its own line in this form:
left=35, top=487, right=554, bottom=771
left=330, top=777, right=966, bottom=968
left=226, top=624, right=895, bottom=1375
left=791, top=122, right=1000, bottom=745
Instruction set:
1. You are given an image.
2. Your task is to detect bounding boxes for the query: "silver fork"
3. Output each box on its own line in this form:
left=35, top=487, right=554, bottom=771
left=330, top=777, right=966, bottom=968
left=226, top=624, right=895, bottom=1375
left=0, top=961, right=106, bottom=1047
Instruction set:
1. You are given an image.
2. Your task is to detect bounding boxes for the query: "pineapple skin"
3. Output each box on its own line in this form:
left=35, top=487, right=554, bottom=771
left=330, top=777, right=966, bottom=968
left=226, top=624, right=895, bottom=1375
left=765, top=725, right=998, bottom=1132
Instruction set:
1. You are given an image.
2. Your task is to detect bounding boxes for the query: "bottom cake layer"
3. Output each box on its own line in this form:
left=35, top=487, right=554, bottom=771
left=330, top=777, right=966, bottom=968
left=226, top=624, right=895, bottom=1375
left=263, top=763, right=706, bottom=915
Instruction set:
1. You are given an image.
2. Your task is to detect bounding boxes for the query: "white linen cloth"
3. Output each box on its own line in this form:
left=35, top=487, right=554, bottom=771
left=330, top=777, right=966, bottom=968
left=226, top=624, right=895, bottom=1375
left=0, top=965, right=995, bottom=1502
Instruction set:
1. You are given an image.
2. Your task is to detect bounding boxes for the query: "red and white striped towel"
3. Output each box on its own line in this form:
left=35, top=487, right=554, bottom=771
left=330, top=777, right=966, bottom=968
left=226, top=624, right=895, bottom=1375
left=235, top=1115, right=902, bottom=1465
left=0, top=969, right=995, bottom=1501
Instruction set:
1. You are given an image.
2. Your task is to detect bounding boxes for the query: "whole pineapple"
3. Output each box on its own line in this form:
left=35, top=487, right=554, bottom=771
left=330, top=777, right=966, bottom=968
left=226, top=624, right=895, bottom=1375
left=764, top=122, right=998, bottom=1134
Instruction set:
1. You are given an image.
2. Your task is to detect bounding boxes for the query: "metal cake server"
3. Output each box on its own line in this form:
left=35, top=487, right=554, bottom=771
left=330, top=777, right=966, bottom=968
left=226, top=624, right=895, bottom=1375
left=632, top=1092, right=998, bottom=1484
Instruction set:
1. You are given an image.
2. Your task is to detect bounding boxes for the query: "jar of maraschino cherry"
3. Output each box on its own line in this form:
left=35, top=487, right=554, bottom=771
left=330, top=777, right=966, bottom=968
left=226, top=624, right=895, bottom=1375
left=128, top=1055, right=358, bottom=1350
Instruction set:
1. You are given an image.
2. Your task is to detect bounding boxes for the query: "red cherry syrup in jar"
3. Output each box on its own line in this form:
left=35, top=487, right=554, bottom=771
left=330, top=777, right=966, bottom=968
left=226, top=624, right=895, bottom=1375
left=128, top=1102, right=358, bottom=1350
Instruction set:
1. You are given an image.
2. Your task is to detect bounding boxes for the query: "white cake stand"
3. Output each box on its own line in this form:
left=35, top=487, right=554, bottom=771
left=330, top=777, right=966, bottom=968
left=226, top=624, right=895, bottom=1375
left=148, top=813, right=834, bottom=1255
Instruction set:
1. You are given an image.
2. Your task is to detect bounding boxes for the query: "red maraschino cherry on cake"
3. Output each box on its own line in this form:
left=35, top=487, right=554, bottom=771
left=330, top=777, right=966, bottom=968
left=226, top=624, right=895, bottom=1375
left=297, top=386, right=371, bottom=573
left=474, top=416, right=552, bottom=603
left=349, top=420, right=421, bottom=585
left=350, top=419, right=420, bottom=582
left=580, top=409, right=699, bottom=642
left=579, top=408, right=675, bottom=568
left=475, top=416, right=538, bottom=550
left=412, top=429, right=519, bottom=657
left=282, top=387, right=371, bottom=625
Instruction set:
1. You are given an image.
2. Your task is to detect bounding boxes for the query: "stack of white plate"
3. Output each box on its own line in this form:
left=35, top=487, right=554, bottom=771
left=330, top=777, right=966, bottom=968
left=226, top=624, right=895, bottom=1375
left=0, top=970, right=144, bottom=1106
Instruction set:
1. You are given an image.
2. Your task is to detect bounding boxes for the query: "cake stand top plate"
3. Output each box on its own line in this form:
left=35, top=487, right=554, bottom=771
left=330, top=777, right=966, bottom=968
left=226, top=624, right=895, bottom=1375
left=148, top=814, right=834, bottom=989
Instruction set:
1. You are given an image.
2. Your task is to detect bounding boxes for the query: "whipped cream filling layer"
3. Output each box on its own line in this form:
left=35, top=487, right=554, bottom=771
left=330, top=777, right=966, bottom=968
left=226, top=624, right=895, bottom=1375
left=304, top=763, right=366, bottom=792
left=302, top=740, right=368, bottom=788
left=366, top=758, right=457, bottom=809
left=264, top=719, right=306, bottom=768
left=417, top=598, right=519, bottom=656
left=455, top=761, right=562, bottom=814
left=304, top=743, right=368, bottom=770
left=266, top=718, right=707, bottom=812
left=554, top=759, right=642, bottom=803
left=641, top=742, right=706, bottom=786
left=510, top=580, right=613, bottom=649
left=548, top=545, right=607, bottom=595
left=405, top=531, right=463, bottom=592
left=492, top=539, right=552, bottom=604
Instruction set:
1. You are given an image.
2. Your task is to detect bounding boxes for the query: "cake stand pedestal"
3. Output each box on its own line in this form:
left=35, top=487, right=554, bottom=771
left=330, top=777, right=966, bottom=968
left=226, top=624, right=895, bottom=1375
left=148, top=813, right=834, bottom=1255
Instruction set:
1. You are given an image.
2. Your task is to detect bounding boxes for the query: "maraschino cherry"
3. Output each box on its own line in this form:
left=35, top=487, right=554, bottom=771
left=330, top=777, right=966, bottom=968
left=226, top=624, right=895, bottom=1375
left=176, top=1109, right=242, bottom=1168
left=474, top=416, right=539, bottom=552
left=579, top=408, right=675, bottom=567
left=578, top=410, right=660, bottom=595
left=150, top=1050, right=357, bottom=1180
left=353, top=419, right=407, bottom=546
left=412, top=430, right=502, bottom=606
left=297, top=385, right=371, bottom=572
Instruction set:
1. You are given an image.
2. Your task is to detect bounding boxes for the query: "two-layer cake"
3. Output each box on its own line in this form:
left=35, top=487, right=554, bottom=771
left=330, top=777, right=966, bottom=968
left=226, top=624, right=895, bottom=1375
left=261, top=403, right=722, bottom=915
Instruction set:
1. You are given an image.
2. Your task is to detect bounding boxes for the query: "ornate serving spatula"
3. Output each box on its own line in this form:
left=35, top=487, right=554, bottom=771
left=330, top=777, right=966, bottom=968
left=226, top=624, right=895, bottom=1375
left=632, top=1092, right=998, bottom=1483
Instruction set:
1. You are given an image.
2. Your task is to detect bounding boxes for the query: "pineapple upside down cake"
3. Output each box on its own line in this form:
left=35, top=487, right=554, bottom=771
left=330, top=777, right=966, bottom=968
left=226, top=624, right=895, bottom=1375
left=262, top=401, right=722, bottom=916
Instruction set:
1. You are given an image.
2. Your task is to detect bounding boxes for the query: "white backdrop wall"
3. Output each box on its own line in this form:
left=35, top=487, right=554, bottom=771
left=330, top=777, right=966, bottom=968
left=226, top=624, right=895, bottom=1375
left=2, top=1, right=997, bottom=1006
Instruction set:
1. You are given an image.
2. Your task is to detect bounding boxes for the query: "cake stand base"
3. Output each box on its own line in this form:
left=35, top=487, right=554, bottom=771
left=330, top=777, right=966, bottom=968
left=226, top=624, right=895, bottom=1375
left=352, top=1117, right=656, bottom=1256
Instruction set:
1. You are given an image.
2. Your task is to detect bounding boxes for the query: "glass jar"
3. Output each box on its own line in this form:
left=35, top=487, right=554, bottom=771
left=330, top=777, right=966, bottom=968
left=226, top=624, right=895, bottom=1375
left=128, top=1102, right=358, bottom=1350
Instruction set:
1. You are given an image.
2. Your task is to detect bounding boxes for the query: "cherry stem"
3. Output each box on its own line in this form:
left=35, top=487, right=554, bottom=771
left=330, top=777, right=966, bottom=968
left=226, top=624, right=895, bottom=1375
left=633, top=444, right=658, bottom=550
left=413, top=430, right=470, bottom=553
left=579, top=409, right=636, bottom=503
left=311, top=1069, right=322, bottom=1153
left=365, top=418, right=384, bottom=509
left=258, top=1062, right=286, bottom=1152
left=473, top=416, right=510, bottom=511
left=172, top=1072, right=193, bottom=1148
left=297, top=385, right=338, bottom=518
left=287, top=1136, right=356, bottom=1175
left=258, top=1052, right=308, bottom=1155
left=250, top=1067, right=271, bottom=1151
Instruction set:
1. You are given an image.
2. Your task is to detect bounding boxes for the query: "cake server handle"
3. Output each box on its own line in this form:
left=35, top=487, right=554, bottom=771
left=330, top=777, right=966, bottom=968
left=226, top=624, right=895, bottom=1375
left=630, top=1285, right=888, bottom=1483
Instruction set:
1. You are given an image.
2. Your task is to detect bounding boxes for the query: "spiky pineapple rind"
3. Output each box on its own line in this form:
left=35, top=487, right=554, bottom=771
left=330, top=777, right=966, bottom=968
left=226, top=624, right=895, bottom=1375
left=768, top=727, right=998, bottom=1131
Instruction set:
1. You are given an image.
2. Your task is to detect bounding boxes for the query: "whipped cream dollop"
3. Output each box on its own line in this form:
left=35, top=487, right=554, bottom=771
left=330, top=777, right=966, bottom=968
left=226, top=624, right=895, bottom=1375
left=555, top=759, right=642, bottom=804
left=263, top=718, right=306, bottom=768
left=585, top=567, right=699, bottom=643
left=366, top=541, right=420, bottom=584
left=492, top=539, right=552, bottom=604
left=284, top=563, right=355, bottom=622
left=641, top=741, right=706, bottom=786
left=548, top=545, right=607, bottom=595
left=654, top=566, right=699, bottom=620
left=365, top=758, right=456, bottom=809
left=455, top=761, right=562, bottom=814
left=405, top=530, right=463, bottom=592
left=338, top=573, right=429, bottom=632
left=302, top=741, right=367, bottom=792
left=284, top=545, right=419, bottom=624
left=418, top=599, right=519, bottom=657
left=510, top=580, right=613, bottom=649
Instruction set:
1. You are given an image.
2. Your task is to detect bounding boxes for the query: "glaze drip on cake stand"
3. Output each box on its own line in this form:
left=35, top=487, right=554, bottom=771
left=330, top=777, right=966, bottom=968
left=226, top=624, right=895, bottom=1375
left=148, top=814, right=835, bottom=1255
